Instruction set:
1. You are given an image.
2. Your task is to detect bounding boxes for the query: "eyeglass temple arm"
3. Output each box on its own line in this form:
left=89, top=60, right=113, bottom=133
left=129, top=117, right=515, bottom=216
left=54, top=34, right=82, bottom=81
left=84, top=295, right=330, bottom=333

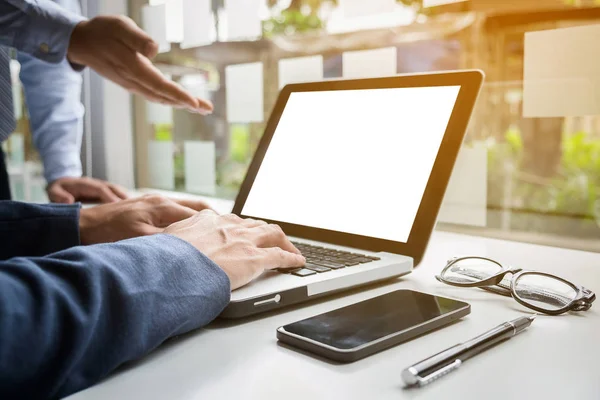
left=437, top=269, right=508, bottom=288
left=443, top=271, right=588, bottom=309
left=582, top=287, right=596, bottom=303
left=436, top=273, right=513, bottom=298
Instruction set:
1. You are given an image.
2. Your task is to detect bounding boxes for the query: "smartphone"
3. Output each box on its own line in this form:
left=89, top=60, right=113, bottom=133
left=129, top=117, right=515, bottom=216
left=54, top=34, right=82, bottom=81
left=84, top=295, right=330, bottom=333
left=276, top=289, right=470, bottom=362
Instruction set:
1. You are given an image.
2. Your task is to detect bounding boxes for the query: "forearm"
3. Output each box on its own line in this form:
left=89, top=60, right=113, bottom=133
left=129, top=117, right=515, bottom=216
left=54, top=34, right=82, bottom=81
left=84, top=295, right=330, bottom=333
left=0, top=0, right=85, bottom=62
left=18, top=51, right=83, bottom=182
left=0, top=200, right=80, bottom=259
left=0, top=234, right=230, bottom=399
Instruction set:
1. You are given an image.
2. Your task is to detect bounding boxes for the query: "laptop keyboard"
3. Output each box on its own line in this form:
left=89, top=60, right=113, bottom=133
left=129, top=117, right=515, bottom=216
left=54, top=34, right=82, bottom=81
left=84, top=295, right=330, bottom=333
left=278, top=242, right=380, bottom=277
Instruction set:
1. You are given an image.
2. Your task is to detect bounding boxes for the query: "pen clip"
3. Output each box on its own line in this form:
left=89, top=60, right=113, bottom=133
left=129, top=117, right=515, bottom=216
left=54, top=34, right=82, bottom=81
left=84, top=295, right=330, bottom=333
left=416, top=359, right=462, bottom=386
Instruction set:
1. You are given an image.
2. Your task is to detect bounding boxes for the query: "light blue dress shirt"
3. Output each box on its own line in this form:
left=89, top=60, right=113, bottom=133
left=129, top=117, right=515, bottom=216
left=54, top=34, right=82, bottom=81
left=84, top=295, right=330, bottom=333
left=1, top=0, right=86, bottom=183
left=0, top=0, right=84, bottom=63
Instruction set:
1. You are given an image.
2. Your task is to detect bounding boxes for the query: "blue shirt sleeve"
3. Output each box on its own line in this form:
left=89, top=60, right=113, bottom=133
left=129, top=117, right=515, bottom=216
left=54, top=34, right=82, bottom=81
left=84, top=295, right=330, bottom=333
left=0, top=0, right=85, bottom=63
left=0, top=200, right=80, bottom=259
left=0, top=234, right=231, bottom=399
left=17, top=52, right=84, bottom=182
left=15, top=0, right=85, bottom=182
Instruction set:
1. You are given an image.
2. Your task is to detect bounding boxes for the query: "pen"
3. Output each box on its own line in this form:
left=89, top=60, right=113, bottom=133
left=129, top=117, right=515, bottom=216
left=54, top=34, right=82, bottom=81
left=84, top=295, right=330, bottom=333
left=402, top=315, right=535, bottom=387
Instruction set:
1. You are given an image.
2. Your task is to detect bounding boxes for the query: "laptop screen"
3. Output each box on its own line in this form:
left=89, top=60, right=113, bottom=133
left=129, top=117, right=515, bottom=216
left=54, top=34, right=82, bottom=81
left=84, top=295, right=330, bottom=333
left=241, top=85, right=461, bottom=243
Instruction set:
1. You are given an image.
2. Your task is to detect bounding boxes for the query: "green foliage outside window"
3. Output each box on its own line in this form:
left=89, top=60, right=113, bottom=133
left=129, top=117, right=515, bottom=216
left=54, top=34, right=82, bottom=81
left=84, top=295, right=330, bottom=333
left=486, top=129, right=600, bottom=236
left=154, top=124, right=173, bottom=141
left=230, top=124, right=250, bottom=163
left=557, top=132, right=600, bottom=219
left=263, top=0, right=425, bottom=36
left=263, top=10, right=324, bottom=37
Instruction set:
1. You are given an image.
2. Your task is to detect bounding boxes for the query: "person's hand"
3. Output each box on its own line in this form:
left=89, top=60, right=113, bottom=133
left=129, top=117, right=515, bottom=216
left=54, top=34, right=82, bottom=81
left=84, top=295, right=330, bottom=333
left=67, top=15, right=213, bottom=115
left=79, top=195, right=213, bottom=245
left=48, top=177, right=129, bottom=204
left=164, top=211, right=305, bottom=290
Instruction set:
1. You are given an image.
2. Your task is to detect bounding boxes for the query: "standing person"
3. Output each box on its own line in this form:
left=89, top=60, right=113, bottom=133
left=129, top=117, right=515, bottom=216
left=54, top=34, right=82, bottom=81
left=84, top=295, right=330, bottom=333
left=8, top=0, right=128, bottom=203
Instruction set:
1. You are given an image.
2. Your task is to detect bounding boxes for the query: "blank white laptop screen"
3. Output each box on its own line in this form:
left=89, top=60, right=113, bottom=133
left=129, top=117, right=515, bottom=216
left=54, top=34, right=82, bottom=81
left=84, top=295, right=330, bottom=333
left=241, top=85, right=461, bottom=243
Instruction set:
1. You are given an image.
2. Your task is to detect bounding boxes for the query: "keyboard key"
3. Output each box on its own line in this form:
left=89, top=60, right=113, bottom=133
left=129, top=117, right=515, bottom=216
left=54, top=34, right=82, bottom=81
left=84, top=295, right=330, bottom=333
left=292, top=268, right=317, bottom=277
left=277, top=267, right=301, bottom=274
left=344, top=261, right=360, bottom=266
left=304, top=263, right=331, bottom=273
left=312, top=260, right=345, bottom=269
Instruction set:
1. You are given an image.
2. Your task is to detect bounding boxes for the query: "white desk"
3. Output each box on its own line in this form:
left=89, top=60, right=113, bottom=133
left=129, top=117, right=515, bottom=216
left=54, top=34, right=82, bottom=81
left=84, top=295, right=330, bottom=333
left=68, top=197, right=600, bottom=400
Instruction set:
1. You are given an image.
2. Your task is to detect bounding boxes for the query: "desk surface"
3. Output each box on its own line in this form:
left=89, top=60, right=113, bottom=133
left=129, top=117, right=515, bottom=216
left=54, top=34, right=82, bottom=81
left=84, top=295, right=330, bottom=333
left=69, top=195, right=600, bottom=400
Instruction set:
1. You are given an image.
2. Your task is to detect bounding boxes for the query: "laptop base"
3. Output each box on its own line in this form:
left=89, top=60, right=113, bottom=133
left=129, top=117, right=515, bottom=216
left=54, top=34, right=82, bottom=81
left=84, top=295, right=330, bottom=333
left=220, top=259, right=412, bottom=319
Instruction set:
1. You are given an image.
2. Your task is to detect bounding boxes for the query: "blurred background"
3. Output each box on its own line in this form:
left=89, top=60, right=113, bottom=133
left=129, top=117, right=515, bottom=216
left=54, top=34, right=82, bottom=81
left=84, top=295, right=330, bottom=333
left=5, top=0, right=600, bottom=251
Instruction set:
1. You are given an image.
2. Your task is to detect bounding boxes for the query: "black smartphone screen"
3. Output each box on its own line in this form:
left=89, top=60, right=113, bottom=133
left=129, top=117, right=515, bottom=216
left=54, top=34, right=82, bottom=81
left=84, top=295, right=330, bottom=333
left=282, top=290, right=467, bottom=350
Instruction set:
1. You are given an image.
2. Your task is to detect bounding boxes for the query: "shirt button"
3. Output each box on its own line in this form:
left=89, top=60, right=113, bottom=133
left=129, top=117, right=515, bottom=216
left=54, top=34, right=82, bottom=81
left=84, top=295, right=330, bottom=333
left=39, top=43, right=49, bottom=53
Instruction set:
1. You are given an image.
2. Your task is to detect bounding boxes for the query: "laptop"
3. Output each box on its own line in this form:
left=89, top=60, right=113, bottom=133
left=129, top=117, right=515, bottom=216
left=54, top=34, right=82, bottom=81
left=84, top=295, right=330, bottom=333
left=221, top=70, right=484, bottom=318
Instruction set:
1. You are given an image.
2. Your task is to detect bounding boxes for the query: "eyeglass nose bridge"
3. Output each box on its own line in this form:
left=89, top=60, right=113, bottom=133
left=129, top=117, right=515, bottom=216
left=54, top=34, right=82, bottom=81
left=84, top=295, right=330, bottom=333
left=489, top=267, right=523, bottom=283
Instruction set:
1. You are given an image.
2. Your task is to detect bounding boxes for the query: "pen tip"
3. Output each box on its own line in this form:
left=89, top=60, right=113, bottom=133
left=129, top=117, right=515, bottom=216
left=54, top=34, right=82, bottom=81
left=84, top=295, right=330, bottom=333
left=529, top=314, right=537, bottom=321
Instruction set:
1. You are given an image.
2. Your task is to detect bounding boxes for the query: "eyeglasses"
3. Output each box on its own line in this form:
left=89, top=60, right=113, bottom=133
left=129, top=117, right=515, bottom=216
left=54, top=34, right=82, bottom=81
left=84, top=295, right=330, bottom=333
left=436, top=256, right=596, bottom=315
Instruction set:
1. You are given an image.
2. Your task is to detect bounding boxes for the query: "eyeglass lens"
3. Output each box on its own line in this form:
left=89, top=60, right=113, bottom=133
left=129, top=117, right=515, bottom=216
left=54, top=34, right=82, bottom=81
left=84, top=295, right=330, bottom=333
left=513, top=273, right=577, bottom=312
left=441, top=258, right=503, bottom=284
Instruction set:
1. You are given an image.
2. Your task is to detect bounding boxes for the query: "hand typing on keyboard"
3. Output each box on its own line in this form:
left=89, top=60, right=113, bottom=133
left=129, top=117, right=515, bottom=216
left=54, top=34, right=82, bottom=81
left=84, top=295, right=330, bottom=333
left=278, top=242, right=380, bottom=277
left=165, top=212, right=305, bottom=289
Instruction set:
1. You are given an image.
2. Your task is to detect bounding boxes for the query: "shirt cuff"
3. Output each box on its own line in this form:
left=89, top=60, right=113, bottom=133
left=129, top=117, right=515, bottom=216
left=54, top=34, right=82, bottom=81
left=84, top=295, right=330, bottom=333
left=0, top=202, right=81, bottom=259
left=14, top=0, right=86, bottom=64
left=43, top=154, right=83, bottom=185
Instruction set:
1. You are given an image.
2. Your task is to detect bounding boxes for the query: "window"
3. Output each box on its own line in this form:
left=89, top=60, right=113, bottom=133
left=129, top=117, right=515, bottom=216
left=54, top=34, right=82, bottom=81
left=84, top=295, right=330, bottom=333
left=3, top=58, right=48, bottom=203
left=129, top=0, right=600, bottom=252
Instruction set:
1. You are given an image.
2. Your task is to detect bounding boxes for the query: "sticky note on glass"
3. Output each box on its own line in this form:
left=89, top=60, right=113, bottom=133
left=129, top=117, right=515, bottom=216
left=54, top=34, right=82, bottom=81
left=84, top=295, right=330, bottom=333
left=148, top=141, right=175, bottom=190
left=437, top=145, right=487, bottom=227
left=146, top=101, right=173, bottom=125
left=524, top=24, right=600, bottom=117
left=165, top=0, right=184, bottom=43
left=142, top=4, right=170, bottom=53
left=182, top=0, right=212, bottom=48
left=224, top=0, right=261, bottom=40
left=180, top=74, right=209, bottom=100
left=184, top=141, right=216, bottom=195
left=339, top=0, right=395, bottom=18
left=278, top=56, right=324, bottom=89
left=226, top=62, right=264, bottom=123
left=342, top=47, right=397, bottom=78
